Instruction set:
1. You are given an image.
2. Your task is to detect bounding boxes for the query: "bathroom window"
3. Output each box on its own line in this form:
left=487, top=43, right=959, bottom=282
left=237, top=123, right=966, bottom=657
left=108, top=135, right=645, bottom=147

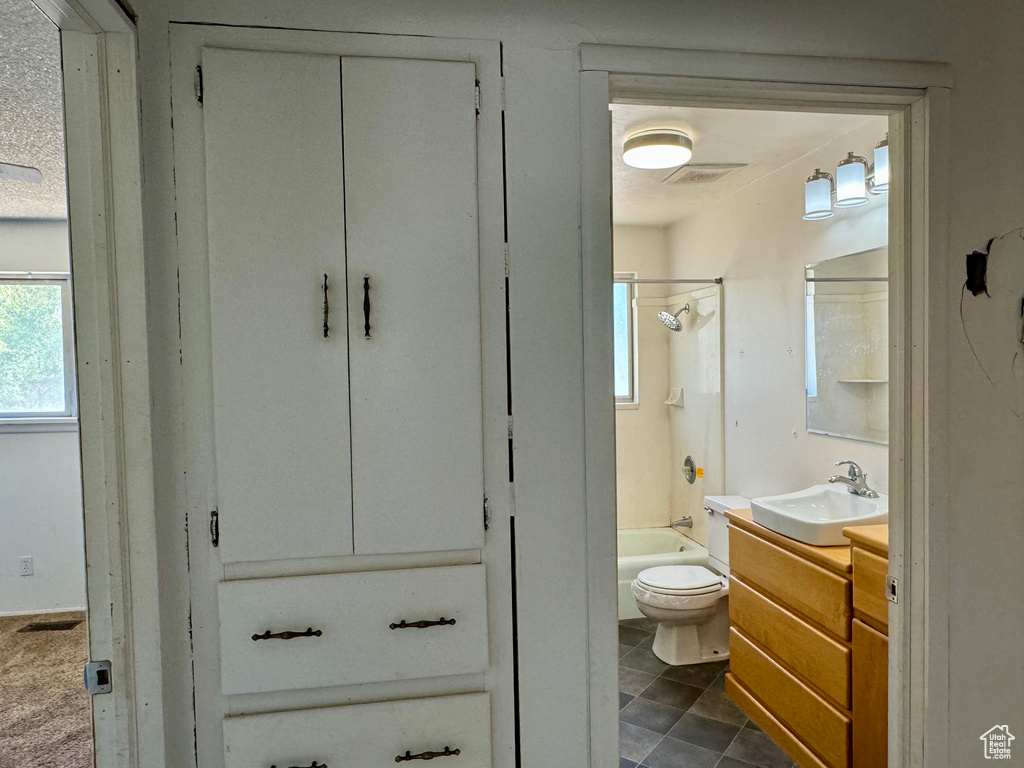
left=0, top=274, right=77, bottom=420
left=613, top=275, right=637, bottom=404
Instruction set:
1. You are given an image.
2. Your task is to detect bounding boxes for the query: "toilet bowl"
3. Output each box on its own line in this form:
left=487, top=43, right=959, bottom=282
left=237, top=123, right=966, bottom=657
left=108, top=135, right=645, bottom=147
left=631, top=495, right=749, bottom=666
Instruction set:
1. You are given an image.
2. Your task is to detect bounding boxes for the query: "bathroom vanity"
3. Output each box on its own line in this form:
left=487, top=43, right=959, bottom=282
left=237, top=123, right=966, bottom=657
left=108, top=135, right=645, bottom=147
left=723, top=509, right=889, bottom=768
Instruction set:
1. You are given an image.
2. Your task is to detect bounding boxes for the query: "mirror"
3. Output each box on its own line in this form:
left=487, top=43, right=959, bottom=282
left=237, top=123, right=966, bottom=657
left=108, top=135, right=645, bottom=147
left=805, top=246, right=888, bottom=444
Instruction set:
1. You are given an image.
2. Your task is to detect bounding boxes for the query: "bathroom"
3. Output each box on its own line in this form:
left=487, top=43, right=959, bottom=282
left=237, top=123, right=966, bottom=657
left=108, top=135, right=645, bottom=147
left=612, top=105, right=890, bottom=768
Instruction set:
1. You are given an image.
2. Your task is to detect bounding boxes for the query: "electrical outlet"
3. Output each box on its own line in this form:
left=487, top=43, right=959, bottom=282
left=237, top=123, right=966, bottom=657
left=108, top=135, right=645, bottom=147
left=19, top=556, right=33, bottom=576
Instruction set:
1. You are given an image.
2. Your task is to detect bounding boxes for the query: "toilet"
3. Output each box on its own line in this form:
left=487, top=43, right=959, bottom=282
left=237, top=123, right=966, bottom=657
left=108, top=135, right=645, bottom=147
left=631, top=495, right=750, bottom=666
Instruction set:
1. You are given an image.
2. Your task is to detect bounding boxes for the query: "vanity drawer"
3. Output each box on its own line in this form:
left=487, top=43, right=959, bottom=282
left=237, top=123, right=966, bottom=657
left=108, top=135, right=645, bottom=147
left=218, top=564, right=488, bottom=694
left=730, top=628, right=850, bottom=768
left=729, top=526, right=851, bottom=639
left=729, top=575, right=850, bottom=709
left=725, top=674, right=830, bottom=768
left=851, top=547, right=888, bottom=628
left=223, top=692, right=491, bottom=768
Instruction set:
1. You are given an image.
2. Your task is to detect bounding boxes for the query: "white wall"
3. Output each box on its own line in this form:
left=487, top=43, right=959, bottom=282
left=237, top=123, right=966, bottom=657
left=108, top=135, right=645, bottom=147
left=667, top=119, right=891, bottom=499
left=0, top=219, right=86, bottom=615
left=0, top=431, right=86, bottom=615
left=613, top=226, right=672, bottom=529
left=130, top=2, right=1024, bottom=766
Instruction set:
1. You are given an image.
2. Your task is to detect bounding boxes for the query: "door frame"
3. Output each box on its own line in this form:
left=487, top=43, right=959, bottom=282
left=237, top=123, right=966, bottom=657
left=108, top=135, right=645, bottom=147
left=579, top=46, right=951, bottom=768
left=30, top=1, right=165, bottom=766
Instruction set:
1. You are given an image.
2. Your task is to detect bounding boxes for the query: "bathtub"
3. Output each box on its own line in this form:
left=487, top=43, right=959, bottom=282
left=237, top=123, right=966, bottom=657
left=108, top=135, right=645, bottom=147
left=617, top=527, right=709, bottom=620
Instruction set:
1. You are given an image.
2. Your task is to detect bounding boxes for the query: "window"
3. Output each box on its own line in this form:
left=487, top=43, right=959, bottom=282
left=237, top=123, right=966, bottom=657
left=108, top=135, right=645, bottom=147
left=613, top=275, right=637, bottom=404
left=0, top=274, right=76, bottom=419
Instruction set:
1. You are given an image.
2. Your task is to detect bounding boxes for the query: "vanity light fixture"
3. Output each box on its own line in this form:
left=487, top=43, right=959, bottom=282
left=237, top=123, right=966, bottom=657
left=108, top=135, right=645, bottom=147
left=623, top=130, right=693, bottom=170
left=803, top=169, right=835, bottom=220
left=803, top=137, right=889, bottom=221
left=835, top=152, right=870, bottom=208
left=873, top=135, right=889, bottom=193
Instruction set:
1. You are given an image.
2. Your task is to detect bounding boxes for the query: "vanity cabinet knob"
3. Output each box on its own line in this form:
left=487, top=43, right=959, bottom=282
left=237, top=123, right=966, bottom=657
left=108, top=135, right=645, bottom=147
left=395, top=746, right=461, bottom=762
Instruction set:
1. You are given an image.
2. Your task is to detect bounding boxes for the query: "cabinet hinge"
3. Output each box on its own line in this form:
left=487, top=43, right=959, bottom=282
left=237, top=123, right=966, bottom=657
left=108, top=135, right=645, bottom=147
left=887, top=575, right=898, bottom=604
left=504, top=243, right=510, bottom=277
left=83, top=660, right=112, bottom=695
left=507, top=415, right=514, bottom=440
left=483, top=495, right=490, bottom=531
left=475, top=81, right=481, bottom=117
left=194, top=65, right=204, bottom=105
left=210, top=509, right=220, bottom=547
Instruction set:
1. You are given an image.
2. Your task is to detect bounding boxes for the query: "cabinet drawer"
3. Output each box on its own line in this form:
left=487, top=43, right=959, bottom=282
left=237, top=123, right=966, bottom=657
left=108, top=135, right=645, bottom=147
left=852, top=548, right=888, bottom=628
left=223, top=692, right=491, bottom=768
left=725, top=674, right=829, bottom=768
left=729, top=576, right=850, bottom=709
left=729, top=527, right=851, bottom=639
left=730, top=628, right=850, bottom=768
left=219, top=565, right=488, bottom=694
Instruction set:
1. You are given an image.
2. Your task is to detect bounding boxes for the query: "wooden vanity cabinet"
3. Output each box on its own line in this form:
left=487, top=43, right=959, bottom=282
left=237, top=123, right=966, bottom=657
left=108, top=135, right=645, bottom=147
left=725, top=510, right=853, bottom=768
left=724, top=513, right=892, bottom=768
left=845, top=525, right=890, bottom=768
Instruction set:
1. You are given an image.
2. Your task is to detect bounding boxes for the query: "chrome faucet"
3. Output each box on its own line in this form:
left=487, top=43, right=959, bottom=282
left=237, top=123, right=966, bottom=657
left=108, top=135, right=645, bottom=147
left=828, top=460, right=879, bottom=498
left=671, top=516, right=693, bottom=531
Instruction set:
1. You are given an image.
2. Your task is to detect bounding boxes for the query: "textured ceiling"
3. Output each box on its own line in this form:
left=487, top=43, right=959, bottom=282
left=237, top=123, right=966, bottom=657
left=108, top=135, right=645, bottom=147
left=0, top=0, right=66, bottom=220
left=613, top=104, right=883, bottom=227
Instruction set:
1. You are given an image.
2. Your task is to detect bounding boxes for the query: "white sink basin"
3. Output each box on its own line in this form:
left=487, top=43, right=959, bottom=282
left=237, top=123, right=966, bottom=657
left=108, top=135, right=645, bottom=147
left=750, top=484, right=889, bottom=546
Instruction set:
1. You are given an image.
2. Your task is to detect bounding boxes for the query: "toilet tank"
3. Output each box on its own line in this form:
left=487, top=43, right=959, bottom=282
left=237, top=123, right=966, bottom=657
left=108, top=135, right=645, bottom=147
left=704, top=495, right=751, bottom=576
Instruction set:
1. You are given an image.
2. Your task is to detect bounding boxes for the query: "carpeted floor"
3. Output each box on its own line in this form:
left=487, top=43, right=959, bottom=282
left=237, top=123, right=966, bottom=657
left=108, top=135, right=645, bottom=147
left=0, top=611, right=92, bottom=768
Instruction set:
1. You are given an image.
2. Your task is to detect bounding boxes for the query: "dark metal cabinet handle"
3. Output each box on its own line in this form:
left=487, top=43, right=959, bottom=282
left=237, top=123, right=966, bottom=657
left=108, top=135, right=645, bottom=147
left=396, top=747, right=461, bottom=762
left=363, top=274, right=371, bottom=339
left=270, top=763, right=327, bottom=768
left=389, top=617, right=457, bottom=630
left=251, top=627, right=323, bottom=642
left=322, top=274, right=330, bottom=338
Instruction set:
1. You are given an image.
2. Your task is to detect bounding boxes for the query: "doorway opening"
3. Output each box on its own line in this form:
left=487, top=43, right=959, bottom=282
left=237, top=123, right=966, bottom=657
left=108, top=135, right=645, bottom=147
left=609, top=102, right=893, bottom=767
left=0, top=0, right=93, bottom=765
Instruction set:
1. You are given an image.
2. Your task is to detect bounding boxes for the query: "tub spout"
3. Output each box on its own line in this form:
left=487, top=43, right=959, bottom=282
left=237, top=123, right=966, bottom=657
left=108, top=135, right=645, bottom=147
left=670, top=517, right=693, bottom=530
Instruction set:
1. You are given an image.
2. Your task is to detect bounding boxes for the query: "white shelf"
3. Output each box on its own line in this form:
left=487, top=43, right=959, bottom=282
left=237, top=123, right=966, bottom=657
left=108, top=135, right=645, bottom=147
left=837, top=378, right=889, bottom=384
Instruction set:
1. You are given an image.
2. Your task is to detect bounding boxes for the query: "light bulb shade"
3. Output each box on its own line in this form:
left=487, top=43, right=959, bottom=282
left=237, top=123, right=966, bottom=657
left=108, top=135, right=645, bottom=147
left=803, top=173, right=834, bottom=220
left=623, top=131, right=693, bottom=169
left=835, top=154, right=869, bottom=208
left=873, top=139, right=889, bottom=193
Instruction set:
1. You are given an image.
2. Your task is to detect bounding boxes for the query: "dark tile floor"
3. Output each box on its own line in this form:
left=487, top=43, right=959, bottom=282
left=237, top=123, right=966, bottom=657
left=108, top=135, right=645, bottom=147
left=618, top=619, right=797, bottom=768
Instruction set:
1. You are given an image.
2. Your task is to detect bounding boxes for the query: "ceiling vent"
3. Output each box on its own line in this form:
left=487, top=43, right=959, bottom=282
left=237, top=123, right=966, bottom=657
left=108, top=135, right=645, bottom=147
left=662, top=163, right=748, bottom=185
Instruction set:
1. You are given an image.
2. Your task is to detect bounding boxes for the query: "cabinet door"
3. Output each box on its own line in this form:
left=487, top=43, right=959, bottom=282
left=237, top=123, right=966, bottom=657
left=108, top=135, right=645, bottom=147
left=343, top=57, right=485, bottom=554
left=202, top=48, right=353, bottom=563
left=852, top=618, right=888, bottom=768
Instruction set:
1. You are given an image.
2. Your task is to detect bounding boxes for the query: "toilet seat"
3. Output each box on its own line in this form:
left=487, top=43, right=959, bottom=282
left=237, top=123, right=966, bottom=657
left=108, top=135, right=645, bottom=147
left=636, top=565, right=723, bottom=596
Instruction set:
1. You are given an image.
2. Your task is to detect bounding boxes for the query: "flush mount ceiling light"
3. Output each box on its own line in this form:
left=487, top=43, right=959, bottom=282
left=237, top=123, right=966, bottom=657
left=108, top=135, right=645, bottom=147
left=623, top=130, right=693, bottom=170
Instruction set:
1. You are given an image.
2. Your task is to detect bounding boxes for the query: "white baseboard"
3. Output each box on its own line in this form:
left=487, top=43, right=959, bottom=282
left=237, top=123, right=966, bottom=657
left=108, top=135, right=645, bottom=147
left=0, top=606, right=87, bottom=618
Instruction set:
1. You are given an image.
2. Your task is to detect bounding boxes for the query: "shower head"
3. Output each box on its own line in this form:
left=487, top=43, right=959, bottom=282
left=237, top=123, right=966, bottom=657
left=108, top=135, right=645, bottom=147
left=658, top=304, right=689, bottom=332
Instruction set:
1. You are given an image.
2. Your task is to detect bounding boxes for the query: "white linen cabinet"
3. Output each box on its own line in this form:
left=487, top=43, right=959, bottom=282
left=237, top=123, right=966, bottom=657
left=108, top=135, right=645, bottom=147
left=170, top=25, right=508, bottom=768
left=202, top=47, right=485, bottom=564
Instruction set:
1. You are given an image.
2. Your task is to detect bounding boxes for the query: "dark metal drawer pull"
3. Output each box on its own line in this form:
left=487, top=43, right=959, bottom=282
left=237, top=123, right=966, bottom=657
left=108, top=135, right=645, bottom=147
left=322, top=274, right=330, bottom=338
left=395, top=747, right=461, bottom=762
left=363, top=274, right=371, bottom=339
left=251, top=627, right=323, bottom=642
left=389, top=617, right=457, bottom=631
left=270, top=763, right=327, bottom=768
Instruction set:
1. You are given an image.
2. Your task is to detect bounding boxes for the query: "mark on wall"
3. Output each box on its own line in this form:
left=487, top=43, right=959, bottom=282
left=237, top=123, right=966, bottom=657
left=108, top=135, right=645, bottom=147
left=960, top=228, right=1024, bottom=419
